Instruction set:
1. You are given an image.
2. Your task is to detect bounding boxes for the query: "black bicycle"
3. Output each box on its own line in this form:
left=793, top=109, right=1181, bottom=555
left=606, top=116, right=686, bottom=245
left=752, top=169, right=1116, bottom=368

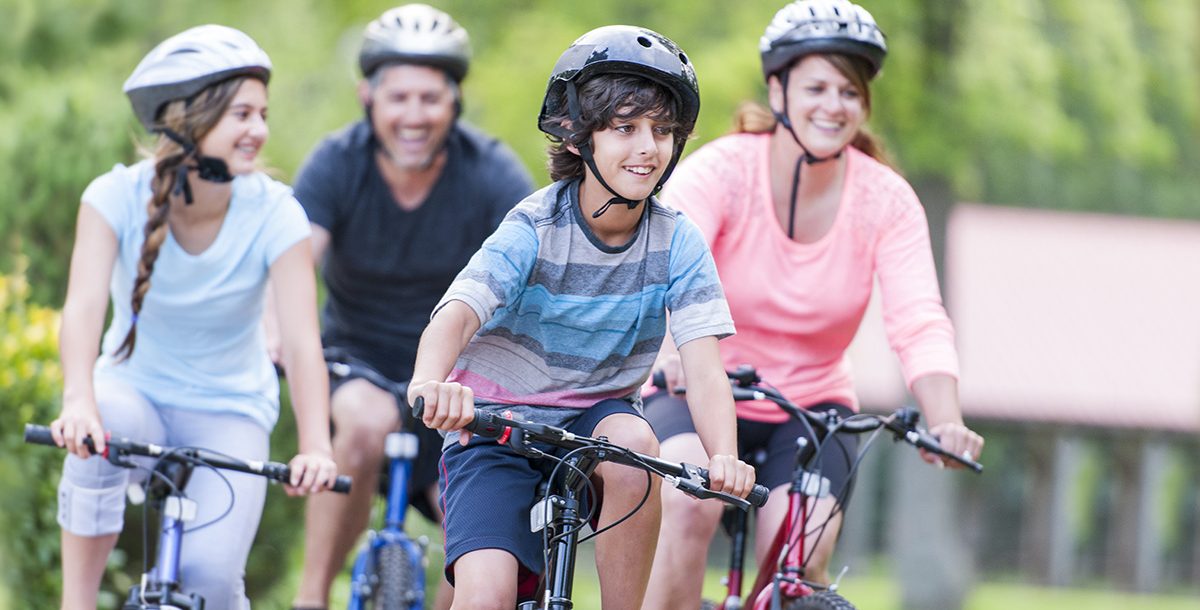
left=24, top=424, right=351, bottom=609
left=413, top=398, right=771, bottom=610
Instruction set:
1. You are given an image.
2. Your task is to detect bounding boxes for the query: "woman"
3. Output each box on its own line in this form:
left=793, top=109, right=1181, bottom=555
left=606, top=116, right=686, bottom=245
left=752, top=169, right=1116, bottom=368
left=48, top=25, right=337, bottom=610
left=642, top=2, right=985, bottom=608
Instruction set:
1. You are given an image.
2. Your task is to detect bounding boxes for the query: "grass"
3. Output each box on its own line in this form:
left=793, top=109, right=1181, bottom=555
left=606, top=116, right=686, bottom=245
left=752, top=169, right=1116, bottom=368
left=257, top=507, right=1199, bottom=609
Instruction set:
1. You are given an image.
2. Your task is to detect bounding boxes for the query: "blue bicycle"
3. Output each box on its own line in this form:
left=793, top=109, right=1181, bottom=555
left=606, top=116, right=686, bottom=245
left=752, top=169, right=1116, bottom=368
left=24, top=423, right=351, bottom=609
left=324, top=349, right=429, bottom=610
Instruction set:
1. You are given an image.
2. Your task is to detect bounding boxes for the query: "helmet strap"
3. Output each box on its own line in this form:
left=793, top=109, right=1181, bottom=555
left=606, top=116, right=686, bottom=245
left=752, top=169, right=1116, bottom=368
left=564, top=82, right=678, bottom=219
left=772, top=70, right=843, bottom=239
left=159, top=128, right=234, bottom=205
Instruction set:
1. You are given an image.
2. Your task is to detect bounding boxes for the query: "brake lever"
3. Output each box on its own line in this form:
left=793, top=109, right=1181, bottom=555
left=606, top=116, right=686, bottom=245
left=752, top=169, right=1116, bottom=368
left=668, top=463, right=753, bottom=511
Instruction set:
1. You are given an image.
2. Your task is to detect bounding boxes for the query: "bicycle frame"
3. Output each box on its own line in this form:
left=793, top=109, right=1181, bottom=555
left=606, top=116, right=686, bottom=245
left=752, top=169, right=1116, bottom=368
left=125, top=456, right=205, bottom=610
left=347, top=430, right=425, bottom=610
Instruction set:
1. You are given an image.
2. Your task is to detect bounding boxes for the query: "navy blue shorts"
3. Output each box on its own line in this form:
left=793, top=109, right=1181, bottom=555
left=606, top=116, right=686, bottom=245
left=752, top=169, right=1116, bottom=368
left=644, top=393, right=859, bottom=499
left=438, top=399, right=645, bottom=586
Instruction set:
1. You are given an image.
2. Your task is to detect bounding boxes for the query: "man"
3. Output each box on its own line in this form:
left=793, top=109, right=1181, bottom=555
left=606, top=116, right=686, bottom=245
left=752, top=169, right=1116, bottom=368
left=286, top=5, right=534, bottom=609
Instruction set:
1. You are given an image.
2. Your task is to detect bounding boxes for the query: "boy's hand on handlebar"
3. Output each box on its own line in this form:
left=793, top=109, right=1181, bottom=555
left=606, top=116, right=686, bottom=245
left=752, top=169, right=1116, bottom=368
left=285, top=452, right=339, bottom=496
left=50, top=403, right=106, bottom=459
left=408, top=380, right=476, bottom=445
left=705, top=454, right=757, bottom=499
left=925, top=421, right=984, bottom=470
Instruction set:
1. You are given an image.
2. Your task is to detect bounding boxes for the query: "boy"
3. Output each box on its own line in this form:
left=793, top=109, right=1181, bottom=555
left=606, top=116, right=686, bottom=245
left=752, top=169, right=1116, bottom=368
left=408, top=26, right=755, bottom=610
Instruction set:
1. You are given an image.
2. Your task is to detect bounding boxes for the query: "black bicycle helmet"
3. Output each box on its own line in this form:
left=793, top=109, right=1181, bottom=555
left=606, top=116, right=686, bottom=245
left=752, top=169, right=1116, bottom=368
left=124, top=24, right=272, bottom=132
left=359, top=4, right=471, bottom=82
left=760, top=0, right=887, bottom=80
left=537, top=25, right=699, bottom=215
left=538, top=25, right=699, bottom=140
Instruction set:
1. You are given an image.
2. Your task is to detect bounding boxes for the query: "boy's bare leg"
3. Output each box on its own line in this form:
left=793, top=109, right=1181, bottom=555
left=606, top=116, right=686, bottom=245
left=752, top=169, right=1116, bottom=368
left=592, top=414, right=662, bottom=610
left=450, top=549, right=518, bottom=610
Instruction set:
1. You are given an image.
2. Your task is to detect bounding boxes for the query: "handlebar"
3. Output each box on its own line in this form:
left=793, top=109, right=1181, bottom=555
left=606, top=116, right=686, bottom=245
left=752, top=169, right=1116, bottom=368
left=324, top=347, right=409, bottom=402
left=653, top=368, right=983, bottom=474
left=24, top=424, right=353, bottom=493
left=412, top=398, right=770, bottom=510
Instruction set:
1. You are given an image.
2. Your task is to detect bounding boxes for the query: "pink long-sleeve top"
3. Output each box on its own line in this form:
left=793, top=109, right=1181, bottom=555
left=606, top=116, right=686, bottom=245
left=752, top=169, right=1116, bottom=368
left=663, top=133, right=959, bottom=422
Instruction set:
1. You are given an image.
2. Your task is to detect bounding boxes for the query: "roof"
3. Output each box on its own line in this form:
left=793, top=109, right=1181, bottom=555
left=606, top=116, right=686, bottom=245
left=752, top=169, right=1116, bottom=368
left=848, top=203, right=1200, bottom=432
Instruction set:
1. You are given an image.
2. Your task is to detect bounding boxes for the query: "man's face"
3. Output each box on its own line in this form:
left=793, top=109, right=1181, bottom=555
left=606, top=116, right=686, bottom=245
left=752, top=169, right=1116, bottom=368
left=367, top=64, right=457, bottom=171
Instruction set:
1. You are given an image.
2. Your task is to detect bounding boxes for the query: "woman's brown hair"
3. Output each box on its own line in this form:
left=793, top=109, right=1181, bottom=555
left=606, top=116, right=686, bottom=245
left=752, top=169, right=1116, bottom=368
left=736, top=53, right=891, bottom=166
left=113, top=76, right=255, bottom=361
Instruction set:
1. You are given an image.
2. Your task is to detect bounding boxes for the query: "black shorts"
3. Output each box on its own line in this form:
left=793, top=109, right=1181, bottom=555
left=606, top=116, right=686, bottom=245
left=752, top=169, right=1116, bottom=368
left=644, top=393, right=858, bottom=499
left=439, top=399, right=645, bottom=586
left=327, top=351, right=443, bottom=520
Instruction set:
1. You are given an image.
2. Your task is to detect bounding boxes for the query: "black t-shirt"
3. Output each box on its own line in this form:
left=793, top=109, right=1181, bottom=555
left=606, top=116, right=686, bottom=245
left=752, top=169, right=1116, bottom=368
left=294, top=120, right=535, bottom=381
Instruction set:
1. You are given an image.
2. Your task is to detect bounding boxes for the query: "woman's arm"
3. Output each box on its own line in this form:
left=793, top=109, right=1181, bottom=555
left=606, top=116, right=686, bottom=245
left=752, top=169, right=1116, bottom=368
left=269, top=239, right=337, bottom=494
left=911, top=373, right=984, bottom=468
left=677, top=336, right=755, bottom=498
left=51, top=204, right=118, bottom=458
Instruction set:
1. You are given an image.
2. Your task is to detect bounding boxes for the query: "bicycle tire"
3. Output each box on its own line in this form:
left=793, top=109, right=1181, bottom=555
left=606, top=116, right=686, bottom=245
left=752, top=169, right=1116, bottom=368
left=369, top=542, right=421, bottom=610
left=784, top=591, right=856, bottom=610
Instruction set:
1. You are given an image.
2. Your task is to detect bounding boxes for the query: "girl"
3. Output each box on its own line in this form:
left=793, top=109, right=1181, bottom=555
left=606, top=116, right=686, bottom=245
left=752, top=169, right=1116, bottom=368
left=49, top=25, right=337, bottom=610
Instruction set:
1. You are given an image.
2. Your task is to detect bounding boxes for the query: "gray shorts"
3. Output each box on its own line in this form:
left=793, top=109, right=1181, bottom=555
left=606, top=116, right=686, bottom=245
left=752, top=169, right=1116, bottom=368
left=58, top=373, right=268, bottom=609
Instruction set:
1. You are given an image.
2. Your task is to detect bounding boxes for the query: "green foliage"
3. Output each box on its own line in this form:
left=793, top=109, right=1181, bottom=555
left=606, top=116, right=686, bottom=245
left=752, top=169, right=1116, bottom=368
left=0, top=264, right=67, bottom=607
left=4, top=0, right=1200, bottom=306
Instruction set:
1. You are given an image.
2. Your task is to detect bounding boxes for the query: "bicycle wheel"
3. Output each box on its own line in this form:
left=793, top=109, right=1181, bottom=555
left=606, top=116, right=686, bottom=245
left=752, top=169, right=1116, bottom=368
left=784, top=591, right=856, bottom=610
left=369, top=542, right=421, bottom=610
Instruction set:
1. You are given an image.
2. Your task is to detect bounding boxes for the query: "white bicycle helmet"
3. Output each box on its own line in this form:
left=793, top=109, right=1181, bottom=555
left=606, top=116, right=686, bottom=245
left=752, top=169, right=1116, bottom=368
left=123, top=25, right=272, bottom=132
left=359, top=4, right=471, bottom=82
left=760, top=0, right=887, bottom=80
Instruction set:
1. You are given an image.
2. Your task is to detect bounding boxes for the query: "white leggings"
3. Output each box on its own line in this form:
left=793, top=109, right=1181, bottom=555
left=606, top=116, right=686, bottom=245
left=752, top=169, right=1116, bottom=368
left=58, top=375, right=269, bottom=610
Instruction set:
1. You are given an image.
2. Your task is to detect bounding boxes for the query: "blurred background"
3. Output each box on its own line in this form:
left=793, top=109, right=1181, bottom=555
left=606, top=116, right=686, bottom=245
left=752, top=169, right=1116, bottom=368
left=0, top=0, right=1196, bottom=608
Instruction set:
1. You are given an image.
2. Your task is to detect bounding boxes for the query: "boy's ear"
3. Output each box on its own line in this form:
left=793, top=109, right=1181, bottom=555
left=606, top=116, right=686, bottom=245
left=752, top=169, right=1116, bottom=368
left=357, top=80, right=372, bottom=107
left=560, top=120, right=582, bottom=157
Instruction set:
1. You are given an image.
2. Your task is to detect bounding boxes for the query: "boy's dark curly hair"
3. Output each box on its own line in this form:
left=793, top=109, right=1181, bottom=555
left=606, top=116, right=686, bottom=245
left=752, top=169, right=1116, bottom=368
left=541, top=73, right=693, bottom=182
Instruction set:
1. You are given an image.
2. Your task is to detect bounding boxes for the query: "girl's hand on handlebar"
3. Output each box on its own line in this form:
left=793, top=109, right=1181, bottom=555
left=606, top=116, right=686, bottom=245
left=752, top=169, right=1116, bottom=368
left=925, top=421, right=984, bottom=470
left=705, top=454, right=757, bottom=499
left=407, top=380, right=475, bottom=445
left=285, top=451, right=338, bottom=496
left=50, top=402, right=106, bottom=459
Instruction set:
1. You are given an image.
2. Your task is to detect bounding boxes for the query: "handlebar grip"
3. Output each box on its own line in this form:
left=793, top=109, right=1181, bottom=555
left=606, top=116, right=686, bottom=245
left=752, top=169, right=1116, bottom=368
left=651, top=370, right=667, bottom=390
left=411, top=397, right=507, bottom=439
left=746, top=483, right=771, bottom=508
left=331, top=475, right=353, bottom=494
left=23, top=424, right=56, bottom=447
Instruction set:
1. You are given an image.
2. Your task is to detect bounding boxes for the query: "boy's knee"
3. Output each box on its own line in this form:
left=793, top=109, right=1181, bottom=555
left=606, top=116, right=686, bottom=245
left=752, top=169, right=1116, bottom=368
left=595, top=416, right=659, bottom=456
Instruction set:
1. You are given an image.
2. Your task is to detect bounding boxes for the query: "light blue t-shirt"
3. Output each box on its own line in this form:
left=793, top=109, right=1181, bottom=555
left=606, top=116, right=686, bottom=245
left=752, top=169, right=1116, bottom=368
left=84, top=160, right=311, bottom=431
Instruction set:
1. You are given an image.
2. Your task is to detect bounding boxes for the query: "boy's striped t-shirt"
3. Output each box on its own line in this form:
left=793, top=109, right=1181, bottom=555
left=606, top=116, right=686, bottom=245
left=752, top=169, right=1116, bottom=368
left=434, top=179, right=734, bottom=408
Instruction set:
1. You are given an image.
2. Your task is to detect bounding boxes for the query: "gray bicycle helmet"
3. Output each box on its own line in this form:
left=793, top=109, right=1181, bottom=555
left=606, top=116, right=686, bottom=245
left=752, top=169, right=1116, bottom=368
left=538, top=25, right=699, bottom=141
left=359, top=4, right=472, bottom=81
left=123, top=25, right=272, bottom=132
left=760, top=0, right=887, bottom=80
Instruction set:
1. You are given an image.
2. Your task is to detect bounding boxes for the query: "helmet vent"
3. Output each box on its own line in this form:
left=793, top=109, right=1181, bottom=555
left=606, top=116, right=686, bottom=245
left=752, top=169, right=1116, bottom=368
left=637, top=36, right=653, bottom=48
left=678, top=52, right=689, bottom=65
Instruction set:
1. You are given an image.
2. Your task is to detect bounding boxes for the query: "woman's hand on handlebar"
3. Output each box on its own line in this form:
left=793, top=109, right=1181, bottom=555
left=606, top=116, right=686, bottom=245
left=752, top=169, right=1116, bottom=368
left=925, top=421, right=985, bottom=470
left=651, top=351, right=686, bottom=395
left=407, top=380, right=475, bottom=445
left=704, top=454, right=757, bottom=500
left=284, top=451, right=339, bottom=496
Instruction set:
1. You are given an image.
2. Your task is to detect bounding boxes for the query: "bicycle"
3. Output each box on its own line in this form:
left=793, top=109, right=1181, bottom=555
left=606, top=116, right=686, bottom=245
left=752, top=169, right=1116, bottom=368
left=656, top=366, right=983, bottom=610
left=412, top=397, right=772, bottom=610
left=24, top=423, right=351, bottom=609
left=322, top=348, right=433, bottom=610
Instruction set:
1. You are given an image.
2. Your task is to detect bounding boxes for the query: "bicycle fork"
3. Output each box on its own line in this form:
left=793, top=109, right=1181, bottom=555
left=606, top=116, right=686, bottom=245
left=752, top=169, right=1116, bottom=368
left=520, top=452, right=600, bottom=610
